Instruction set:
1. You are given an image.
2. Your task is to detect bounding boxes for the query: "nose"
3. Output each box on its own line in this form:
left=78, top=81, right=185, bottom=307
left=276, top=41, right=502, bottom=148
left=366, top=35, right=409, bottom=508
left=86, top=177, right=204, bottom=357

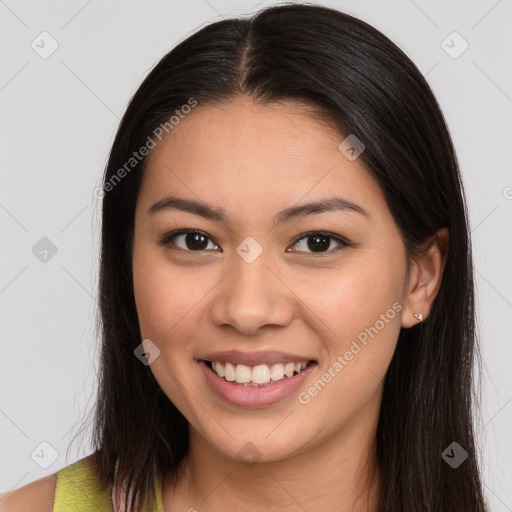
left=209, top=255, right=294, bottom=336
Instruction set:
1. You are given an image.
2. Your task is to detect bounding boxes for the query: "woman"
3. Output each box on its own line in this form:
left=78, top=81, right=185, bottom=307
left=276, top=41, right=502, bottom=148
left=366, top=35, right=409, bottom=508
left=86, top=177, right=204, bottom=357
left=2, top=2, right=488, bottom=511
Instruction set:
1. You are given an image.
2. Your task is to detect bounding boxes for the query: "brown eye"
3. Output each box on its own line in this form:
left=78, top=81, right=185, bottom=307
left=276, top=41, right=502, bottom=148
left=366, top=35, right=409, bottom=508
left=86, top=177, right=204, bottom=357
left=288, top=232, right=348, bottom=254
left=160, top=230, right=219, bottom=252
left=159, top=229, right=348, bottom=255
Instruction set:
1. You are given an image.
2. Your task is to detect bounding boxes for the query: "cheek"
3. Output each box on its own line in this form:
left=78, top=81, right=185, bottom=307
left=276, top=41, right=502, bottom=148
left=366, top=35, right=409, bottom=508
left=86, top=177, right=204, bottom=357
left=131, top=245, right=207, bottom=414
left=292, top=263, right=404, bottom=428
left=132, top=243, right=206, bottom=346
left=298, top=256, right=404, bottom=341
left=290, top=248, right=406, bottom=393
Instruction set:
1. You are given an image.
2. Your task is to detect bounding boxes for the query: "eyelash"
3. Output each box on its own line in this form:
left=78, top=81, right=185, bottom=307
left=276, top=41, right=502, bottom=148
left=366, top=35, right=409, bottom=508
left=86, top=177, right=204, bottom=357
left=158, top=229, right=350, bottom=256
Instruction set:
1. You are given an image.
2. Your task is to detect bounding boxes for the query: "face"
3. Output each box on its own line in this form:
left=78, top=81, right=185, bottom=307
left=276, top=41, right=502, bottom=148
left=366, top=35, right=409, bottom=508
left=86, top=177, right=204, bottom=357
left=132, top=96, right=410, bottom=465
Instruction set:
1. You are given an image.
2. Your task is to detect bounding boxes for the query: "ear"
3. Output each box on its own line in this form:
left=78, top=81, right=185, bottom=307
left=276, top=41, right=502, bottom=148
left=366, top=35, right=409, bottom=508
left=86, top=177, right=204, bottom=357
left=401, top=227, right=450, bottom=328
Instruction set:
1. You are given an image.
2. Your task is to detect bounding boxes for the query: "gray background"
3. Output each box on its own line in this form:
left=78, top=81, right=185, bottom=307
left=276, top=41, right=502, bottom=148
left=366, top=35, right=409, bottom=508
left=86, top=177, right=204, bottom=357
left=1, top=0, right=511, bottom=509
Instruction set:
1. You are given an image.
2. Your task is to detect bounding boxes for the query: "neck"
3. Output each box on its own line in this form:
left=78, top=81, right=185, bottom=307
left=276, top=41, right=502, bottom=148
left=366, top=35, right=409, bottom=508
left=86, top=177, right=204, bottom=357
left=163, top=410, right=382, bottom=512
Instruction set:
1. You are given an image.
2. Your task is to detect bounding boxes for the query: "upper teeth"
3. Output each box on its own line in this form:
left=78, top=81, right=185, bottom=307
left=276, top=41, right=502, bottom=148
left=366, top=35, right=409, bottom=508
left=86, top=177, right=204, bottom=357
left=211, top=361, right=308, bottom=385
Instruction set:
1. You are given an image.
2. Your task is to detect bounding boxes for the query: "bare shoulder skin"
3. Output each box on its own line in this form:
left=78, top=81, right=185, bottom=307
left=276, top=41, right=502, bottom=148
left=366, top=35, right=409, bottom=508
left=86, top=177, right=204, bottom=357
left=0, top=474, right=57, bottom=512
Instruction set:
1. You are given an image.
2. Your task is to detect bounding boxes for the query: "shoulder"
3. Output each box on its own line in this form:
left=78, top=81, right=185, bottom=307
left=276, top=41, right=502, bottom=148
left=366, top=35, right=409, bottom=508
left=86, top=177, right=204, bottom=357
left=0, top=454, right=109, bottom=512
left=0, top=473, right=57, bottom=512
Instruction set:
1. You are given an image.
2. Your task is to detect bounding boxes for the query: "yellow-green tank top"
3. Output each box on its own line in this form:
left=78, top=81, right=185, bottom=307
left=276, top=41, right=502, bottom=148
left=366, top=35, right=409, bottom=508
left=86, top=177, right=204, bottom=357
left=52, top=456, right=164, bottom=511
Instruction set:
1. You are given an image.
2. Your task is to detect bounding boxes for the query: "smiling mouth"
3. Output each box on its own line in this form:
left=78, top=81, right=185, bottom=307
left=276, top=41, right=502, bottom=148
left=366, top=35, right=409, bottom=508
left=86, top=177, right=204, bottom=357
left=202, top=359, right=317, bottom=387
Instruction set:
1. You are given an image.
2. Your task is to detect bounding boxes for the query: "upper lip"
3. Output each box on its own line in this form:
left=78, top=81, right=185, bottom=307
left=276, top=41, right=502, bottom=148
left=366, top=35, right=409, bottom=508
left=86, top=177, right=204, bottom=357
left=199, top=350, right=316, bottom=366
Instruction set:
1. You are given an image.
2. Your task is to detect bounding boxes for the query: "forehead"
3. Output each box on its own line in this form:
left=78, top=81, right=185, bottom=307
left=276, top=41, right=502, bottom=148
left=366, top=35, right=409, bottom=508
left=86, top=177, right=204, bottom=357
left=137, top=97, right=388, bottom=224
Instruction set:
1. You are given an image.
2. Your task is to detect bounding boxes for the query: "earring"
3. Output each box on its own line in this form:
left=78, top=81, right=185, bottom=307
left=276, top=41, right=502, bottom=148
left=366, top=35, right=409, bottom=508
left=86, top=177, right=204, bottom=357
left=413, top=313, right=423, bottom=322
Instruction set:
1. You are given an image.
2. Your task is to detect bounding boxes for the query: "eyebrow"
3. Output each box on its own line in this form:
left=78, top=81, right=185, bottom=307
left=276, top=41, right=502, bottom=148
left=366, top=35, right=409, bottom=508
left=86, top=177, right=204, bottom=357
left=147, top=195, right=369, bottom=225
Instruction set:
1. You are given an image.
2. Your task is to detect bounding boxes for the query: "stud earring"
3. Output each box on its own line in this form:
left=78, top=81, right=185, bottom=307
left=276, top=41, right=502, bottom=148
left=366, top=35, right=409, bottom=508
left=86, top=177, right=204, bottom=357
left=413, top=313, right=423, bottom=322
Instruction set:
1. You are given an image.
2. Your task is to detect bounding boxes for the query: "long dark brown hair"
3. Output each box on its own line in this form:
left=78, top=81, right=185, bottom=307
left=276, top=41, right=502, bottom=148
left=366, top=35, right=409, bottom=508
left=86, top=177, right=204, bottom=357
left=71, top=3, right=488, bottom=510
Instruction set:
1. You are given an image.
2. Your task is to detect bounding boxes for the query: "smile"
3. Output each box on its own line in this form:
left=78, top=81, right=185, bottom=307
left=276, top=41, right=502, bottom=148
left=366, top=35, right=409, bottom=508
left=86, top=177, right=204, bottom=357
left=198, top=359, right=318, bottom=407
left=206, top=360, right=310, bottom=386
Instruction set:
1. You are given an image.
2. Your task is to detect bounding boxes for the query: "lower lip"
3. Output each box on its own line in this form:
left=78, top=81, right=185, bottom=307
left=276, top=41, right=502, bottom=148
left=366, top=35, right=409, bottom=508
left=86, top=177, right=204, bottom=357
left=198, top=360, right=317, bottom=408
